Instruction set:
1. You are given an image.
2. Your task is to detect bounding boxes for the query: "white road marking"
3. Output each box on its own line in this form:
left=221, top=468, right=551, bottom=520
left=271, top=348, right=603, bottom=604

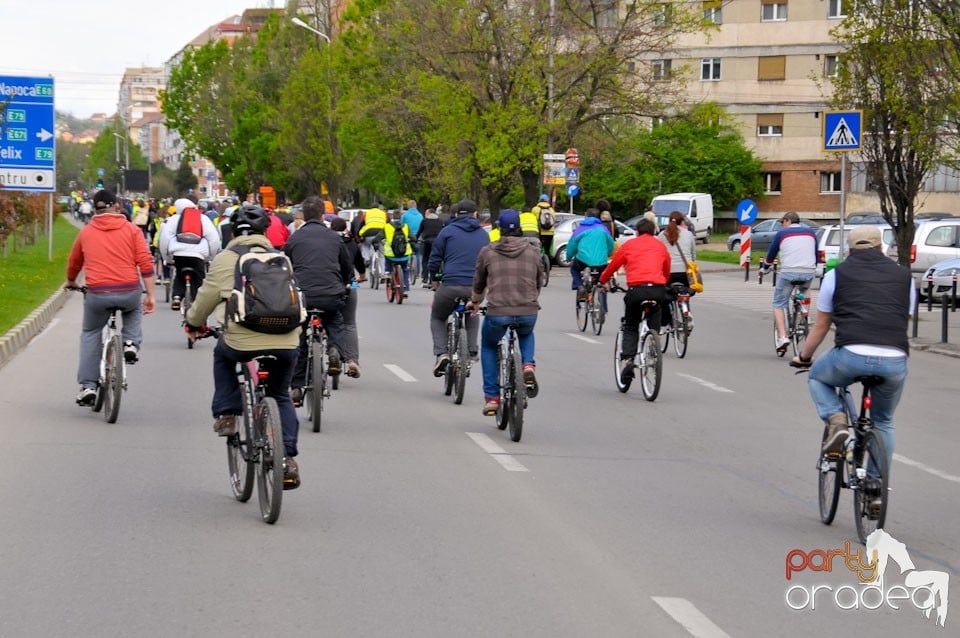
left=31, top=318, right=59, bottom=343
left=383, top=364, right=417, bottom=382
left=564, top=332, right=601, bottom=344
left=894, top=453, right=960, bottom=484
left=676, top=373, right=734, bottom=393
left=651, top=597, right=730, bottom=638
left=466, top=432, right=529, bottom=472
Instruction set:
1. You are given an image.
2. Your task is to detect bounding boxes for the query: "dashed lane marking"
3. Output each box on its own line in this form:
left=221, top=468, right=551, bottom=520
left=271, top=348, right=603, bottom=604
left=676, top=373, right=734, bottom=393
left=564, top=332, right=601, bottom=344
left=383, top=364, right=417, bottom=382
left=466, top=432, right=529, bottom=472
left=894, top=453, right=960, bottom=484
left=651, top=597, right=731, bottom=638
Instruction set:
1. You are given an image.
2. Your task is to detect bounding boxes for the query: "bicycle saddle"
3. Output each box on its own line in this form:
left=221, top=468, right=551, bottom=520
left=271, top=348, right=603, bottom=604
left=854, top=375, right=885, bottom=388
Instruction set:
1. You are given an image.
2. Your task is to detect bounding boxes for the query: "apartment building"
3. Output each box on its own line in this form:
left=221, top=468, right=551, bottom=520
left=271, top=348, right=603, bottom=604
left=117, top=67, right=165, bottom=140
left=666, top=0, right=959, bottom=217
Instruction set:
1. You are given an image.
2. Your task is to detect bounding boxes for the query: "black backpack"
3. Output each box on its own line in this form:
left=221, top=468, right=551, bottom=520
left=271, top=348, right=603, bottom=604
left=390, top=221, right=408, bottom=256
left=225, top=245, right=305, bottom=334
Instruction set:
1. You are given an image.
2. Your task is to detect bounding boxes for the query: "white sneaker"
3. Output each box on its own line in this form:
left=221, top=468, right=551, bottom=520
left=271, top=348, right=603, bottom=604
left=776, top=336, right=791, bottom=352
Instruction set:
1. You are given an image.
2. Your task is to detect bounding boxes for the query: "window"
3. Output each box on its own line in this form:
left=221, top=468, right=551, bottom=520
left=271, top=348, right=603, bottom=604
left=820, top=172, right=842, bottom=193
left=595, top=0, right=619, bottom=28
left=701, top=58, right=721, bottom=81
left=654, top=3, right=674, bottom=27
left=653, top=59, right=672, bottom=81
left=761, top=0, right=788, bottom=21
left=757, top=114, right=784, bottom=136
left=703, top=0, right=722, bottom=24
left=763, top=172, right=783, bottom=193
left=824, top=55, right=840, bottom=78
left=925, top=226, right=957, bottom=247
left=758, top=56, right=786, bottom=81
left=828, top=0, right=847, bottom=18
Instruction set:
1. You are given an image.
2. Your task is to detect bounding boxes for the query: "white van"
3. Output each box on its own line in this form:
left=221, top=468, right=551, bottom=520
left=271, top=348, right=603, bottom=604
left=650, top=193, right=714, bottom=243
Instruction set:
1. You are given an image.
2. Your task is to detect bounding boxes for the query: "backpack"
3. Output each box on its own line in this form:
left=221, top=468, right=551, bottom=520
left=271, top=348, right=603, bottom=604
left=538, top=207, right=554, bottom=230
left=175, top=208, right=204, bottom=244
left=225, top=245, right=305, bottom=334
left=390, top=221, right=408, bottom=256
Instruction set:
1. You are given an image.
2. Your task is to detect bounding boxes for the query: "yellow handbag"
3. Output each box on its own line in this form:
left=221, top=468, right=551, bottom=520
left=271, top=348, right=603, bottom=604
left=677, top=244, right=704, bottom=293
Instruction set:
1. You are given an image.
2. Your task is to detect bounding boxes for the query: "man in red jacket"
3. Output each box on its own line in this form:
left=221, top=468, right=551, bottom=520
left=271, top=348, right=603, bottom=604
left=66, top=189, right=156, bottom=405
left=599, top=217, right=670, bottom=380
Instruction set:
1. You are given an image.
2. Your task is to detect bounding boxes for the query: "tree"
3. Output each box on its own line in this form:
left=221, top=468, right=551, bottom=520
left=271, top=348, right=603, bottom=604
left=831, top=0, right=960, bottom=266
left=175, top=159, right=198, bottom=195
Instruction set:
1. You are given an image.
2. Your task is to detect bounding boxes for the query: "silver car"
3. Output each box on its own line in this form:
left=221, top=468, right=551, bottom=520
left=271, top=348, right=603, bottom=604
left=552, top=215, right=635, bottom=266
left=921, top=257, right=960, bottom=301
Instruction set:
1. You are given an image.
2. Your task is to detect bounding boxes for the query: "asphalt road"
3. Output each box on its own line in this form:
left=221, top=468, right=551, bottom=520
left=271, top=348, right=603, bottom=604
left=0, top=268, right=957, bottom=637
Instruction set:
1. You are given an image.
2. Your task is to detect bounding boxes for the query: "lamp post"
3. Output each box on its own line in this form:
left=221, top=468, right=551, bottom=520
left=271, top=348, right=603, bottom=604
left=292, top=17, right=330, bottom=43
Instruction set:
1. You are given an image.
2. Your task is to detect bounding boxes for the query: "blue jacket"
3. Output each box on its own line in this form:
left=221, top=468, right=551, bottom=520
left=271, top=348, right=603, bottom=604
left=401, top=208, right=423, bottom=237
left=429, top=215, right=490, bottom=285
left=566, top=217, right=615, bottom=267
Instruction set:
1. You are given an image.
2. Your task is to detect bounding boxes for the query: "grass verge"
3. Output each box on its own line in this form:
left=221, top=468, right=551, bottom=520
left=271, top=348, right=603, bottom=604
left=0, top=215, right=79, bottom=334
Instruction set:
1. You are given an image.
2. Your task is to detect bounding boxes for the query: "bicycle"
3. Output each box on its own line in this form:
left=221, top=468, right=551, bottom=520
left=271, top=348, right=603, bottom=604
left=760, top=266, right=811, bottom=357
left=659, top=282, right=692, bottom=359
left=443, top=297, right=471, bottom=405
left=301, top=309, right=338, bottom=433
left=385, top=260, right=406, bottom=304
left=575, top=266, right=606, bottom=335
left=368, top=240, right=384, bottom=290
left=539, top=247, right=551, bottom=288
left=611, top=286, right=662, bottom=401
left=178, top=265, right=202, bottom=348
left=68, top=286, right=128, bottom=423
left=409, top=240, right=420, bottom=287
left=478, top=307, right=525, bottom=442
left=792, top=366, right=890, bottom=544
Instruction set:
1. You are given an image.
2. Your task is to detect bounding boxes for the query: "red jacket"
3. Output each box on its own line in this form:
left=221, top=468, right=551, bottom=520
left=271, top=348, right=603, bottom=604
left=599, top=234, right=670, bottom=287
left=67, top=213, right=154, bottom=293
left=265, top=214, right=290, bottom=248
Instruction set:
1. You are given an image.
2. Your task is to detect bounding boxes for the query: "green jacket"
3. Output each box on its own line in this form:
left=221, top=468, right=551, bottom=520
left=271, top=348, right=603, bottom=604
left=185, top=234, right=299, bottom=351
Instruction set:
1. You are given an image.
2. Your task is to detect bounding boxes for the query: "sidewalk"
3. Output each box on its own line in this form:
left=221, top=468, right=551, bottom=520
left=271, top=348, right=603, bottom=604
left=697, top=259, right=960, bottom=359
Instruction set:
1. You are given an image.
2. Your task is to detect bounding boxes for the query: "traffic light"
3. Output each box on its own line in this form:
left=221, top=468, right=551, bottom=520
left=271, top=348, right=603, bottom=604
left=97, top=179, right=104, bottom=189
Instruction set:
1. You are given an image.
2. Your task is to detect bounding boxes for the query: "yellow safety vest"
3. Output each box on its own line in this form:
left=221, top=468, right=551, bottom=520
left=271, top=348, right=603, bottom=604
left=359, top=207, right=388, bottom=235
left=383, top=223, right=413, bottom=258
left=519, top=211, right=539, bottom=236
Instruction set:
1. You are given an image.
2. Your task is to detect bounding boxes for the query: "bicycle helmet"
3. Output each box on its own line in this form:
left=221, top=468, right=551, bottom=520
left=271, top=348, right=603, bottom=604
left=233, top=203, right=269, bottom=235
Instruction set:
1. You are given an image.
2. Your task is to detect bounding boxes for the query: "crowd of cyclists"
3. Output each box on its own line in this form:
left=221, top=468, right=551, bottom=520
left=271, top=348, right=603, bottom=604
left=65, top=189, right=913, bottom=516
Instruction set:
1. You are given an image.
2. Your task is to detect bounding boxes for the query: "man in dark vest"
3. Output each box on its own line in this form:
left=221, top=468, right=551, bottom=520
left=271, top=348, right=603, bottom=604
left=792, top=225, right=913, bottom=467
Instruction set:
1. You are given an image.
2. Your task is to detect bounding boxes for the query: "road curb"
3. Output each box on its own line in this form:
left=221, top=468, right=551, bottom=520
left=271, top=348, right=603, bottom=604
left=0, top=286, right=69, bottom=370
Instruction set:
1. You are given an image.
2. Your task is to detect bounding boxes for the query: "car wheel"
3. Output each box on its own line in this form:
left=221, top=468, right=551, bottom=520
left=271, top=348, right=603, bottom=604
left=729, top=239, right=740, bottom=252
left=555, top=245, right=571, bottom=267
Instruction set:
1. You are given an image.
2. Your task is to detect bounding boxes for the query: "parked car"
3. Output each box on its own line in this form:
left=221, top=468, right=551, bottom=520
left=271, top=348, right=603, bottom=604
left=845, top=213, right=887, bottom=224
left=886, top=218, right=960, bottom=279
left=921, top=257, right=960, bottom=301
left=814, top=223, right=893, bottom=276
left=726, top=219, right=820, bottom=254
left=551, top=215, right=635, bottom=266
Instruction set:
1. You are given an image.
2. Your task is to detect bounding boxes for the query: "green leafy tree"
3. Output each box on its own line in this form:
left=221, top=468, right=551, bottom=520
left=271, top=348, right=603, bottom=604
left=175, top=159, right=198, bottom=195
left=831, top=0, right=960, bottom=266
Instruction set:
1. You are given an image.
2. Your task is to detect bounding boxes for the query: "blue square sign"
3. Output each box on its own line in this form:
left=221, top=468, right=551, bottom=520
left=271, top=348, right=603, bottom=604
left=0, top=75, right=56, bottom=192
left=823, top=110, right=862, bottom=152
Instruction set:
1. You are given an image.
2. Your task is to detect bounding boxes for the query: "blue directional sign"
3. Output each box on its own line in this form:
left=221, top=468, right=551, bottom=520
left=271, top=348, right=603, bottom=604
left=567, top=183, right=580, bottom=197
left=0, top=75, right=56, bottom=192
left=737, top=199, right=758, bottom=226
left=823, top=110, right=862, bottom=152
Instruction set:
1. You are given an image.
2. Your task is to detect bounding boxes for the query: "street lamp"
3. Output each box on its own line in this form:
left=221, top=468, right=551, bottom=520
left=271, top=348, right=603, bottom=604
left=292, top=17, right=330, bottom=43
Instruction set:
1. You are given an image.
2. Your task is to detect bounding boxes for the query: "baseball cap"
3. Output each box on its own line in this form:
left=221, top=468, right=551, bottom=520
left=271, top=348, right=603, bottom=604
left=454, top=199, right=478, bottom=215
left=538, top=194, right=549, bottom=202
left=848, top=226, right=882, bottom=249
left=781, top=211, right=800, bottom=223
left=498, top=209, right=520, bottom=231
left=93, top=189, right=117, bottom=209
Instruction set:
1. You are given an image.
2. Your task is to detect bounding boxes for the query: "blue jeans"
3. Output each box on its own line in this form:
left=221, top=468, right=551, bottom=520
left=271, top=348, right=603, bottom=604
left=808, top=347, right=908, bottom=468
left=212, top=339, right=300, bottom=457
left=773, top=271, right=813, bottom=309
left=385, top=257, right=410, bottom=290
left=77, top=290, right=143, bottom=389
left=480, top=314, right=537, bottom=399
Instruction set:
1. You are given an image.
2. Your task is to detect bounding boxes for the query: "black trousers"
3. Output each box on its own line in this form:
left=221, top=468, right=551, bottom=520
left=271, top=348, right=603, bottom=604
left=172, top=256, right=206, bottom=301
left=621, top=285, right=666, bottom=359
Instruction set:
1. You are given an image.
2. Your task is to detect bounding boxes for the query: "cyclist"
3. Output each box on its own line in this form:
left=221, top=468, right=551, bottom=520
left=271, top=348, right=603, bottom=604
left=791, top=226, right=912, bottom=464
left=330, top=216, right=366, bottom=377
left=283, top=196, right=354, bottom=405
left=383, top=214, right=414, bottom=295
left=402, top=199, right=424, bottom=269
left=357, top=206, right=388, bottom=268
left=159, top=196, right=220, bottom=311
left=597, top=198, right=619, bottom=239
left=184, top=204, right=303, bottom=489
left=760, top=211, right=817, bottom=354
left=599, top=218, right=670, bottom=381
left=531, top=194, right=556, bottom=259
left=566, top=209, right=614, bottom=299
left=658, top=211, right=697, bottom=331
left=66, top=189, right=156, bottom=405
left=417, top=208, right=444, bottom=287
left=428, top=199, right=490, bottom=377
left=469, top=209, right=543, bottom=416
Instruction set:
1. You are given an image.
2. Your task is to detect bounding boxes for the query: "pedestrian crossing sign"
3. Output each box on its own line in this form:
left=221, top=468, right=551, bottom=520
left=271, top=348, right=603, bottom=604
left=823, top=110, right=862, bottom=151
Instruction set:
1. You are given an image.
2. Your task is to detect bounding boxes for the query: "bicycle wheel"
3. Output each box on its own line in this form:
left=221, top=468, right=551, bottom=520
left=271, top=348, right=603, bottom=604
left=184, top=279, right=194, bottom=349
left=639, top=331, right=662, bottom=401
left=256, top=397, right=284, bottom=524
left=540, top=253, right=550, bottom=288
left=453, top=327, right=468, bottom=405
left=311, top=341, right=325, bottom=433
left=495, top=348, right=508, bottom=431
left=576, top=294, right=588, bottom=332
left=394, top=267, right=404, bottom=305
left=613, top=327, right=632, bottom=393
left=854, top=430, right=889, bottom=544
left=508, top=344, right=524, bottom=442
left=228, top=390, right=255, bottom=502
left=818, top=434, right=842, bottom=525
left=103, top=334, right=124, bottom=423
left=443, top=321, right=455, bottom=396
left=659, top=323, right=670, bottom=353
left=672, top=301, right=688, bottom=359
left=591, top=289, right=606, bottom=336
left=791, top=311, right=809, bottom=357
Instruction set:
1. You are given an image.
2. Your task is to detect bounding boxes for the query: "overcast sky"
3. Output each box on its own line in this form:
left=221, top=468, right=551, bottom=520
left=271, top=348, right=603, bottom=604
left=0, top=1, right=267, bottom=119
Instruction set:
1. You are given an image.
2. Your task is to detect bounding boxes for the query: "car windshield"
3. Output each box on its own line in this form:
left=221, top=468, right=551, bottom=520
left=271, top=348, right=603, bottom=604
left=651, top=200, right=690, bottom=215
